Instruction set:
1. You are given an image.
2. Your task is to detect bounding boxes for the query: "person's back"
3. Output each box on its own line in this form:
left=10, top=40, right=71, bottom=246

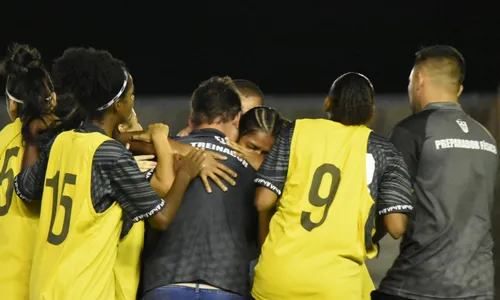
left=143, top=77, right=257, bottom=299
left=377, top=45, right=496, bottom=300
left=0, top=44, right=56, bottom=300
left=252, top=73, right=413, bottom=300
left=380, top=105, right=497, bottom=298
left=255, top=118, right=374, bottom=297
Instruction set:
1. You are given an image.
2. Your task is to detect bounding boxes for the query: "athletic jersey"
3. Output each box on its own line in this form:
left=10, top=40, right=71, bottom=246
left=29, top=130, right=123, bottom=300
left=0, top=118, right=40, bottom=300
left=252, top=119, right=413, bottom=300
left=114, top=221, right=145, bottom=300
left=379, top=102, right=497, bottom=299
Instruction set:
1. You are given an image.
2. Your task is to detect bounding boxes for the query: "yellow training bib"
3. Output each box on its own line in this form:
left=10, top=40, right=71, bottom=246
left=253, top=119, right=376, bottom=300
left=115, top=221, right=145, bottom=300
left=30, top=130, right=123, bottom=300
left=0, top=118, right=40, bottom=300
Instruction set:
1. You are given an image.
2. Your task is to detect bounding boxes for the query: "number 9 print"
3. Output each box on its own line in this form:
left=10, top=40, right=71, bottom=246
left=301, top=163, right=341, bottom=232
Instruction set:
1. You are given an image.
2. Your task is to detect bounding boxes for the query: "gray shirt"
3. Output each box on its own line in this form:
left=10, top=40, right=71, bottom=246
left=379, top=102, right=497, bottom=300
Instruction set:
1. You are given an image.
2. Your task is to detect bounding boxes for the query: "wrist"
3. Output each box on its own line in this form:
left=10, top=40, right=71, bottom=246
left=177, top=169, right=192, bottom=182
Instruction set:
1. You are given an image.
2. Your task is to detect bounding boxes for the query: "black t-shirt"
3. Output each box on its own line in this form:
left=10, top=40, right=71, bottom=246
left=142, top=128, right=257, bottom=296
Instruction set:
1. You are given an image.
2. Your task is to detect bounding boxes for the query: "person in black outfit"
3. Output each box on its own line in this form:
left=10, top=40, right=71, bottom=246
left=142, top=77, right=257, bottom=300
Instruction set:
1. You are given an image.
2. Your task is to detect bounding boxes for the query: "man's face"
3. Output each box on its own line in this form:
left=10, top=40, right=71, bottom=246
left=408, top=68, right=421, bottom=113
left=241, top=96, right=263, bottom=114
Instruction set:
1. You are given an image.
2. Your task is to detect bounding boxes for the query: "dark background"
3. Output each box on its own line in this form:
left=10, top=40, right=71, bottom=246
left=2, top=0, right=500, bottom=293
left=0, top=1, right=499, bottom=95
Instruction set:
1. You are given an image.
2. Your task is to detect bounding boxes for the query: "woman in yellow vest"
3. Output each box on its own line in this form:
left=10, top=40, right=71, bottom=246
left=14, top=47, right=207, bottom=300
left=0, top=43, right=58, bottom=300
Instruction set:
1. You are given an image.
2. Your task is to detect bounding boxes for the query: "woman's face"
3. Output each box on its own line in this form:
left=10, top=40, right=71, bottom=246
left=239, top=130, right=275, bottom=155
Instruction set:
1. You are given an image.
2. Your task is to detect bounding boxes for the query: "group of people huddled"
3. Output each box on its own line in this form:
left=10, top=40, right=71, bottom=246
left=0, top=42, right=496, bottom=300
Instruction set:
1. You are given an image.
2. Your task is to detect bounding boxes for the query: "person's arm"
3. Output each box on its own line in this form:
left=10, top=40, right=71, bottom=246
left=374, top=141, right=414, bottom=242
left=148, top=124, right=175, bottom=197
left=109, top=143, right=204, bottom=231
left=254, top=122, right=295, bottom=246
left=13, top=137, right=56, bottom=202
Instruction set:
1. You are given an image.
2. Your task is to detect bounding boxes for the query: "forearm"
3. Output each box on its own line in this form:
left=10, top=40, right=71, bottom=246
left=168, top=139, right=193, bottom=156
left=258, top=209, right=274, bottom=248
left=157, top=171, right=192, bottom=229
left=153, top=133, right=175, bottom=190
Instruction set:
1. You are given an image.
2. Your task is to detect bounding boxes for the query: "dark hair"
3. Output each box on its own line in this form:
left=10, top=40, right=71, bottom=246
left=233, top=79, right=264, bottom=100
left=327, top=72, right=374, bottom=126
left=52, top=47, right=131, bottom=120
left=189, top=76, right=242, bottom=127
left=414, top=45, right=465, bottom=85
left=239, top=106, right=290, bottom=139
left=1, top=43, right=55, bottom=144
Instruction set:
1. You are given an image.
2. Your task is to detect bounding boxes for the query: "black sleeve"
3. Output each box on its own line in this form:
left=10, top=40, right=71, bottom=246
left=145, top=167, right=156, bottom=182
left=14, top=136, right=56, bottom=202
left=254, top=122, right=295, bottom=196
left=376, top=142, right=415, bottom=216
left=98, top=141, right=165, bottom=222
left=389, top=124, right=419, bottom=182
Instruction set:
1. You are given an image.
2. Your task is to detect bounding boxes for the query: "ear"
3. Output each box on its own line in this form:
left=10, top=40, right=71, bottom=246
left=117, top=124, right=126, bottom=133
left=457, top=84, right=464, bottom=97
left=416, top=71, right=425, bottom=90
left=232, top=111, right=242, bottom=129
left=323, top=96, right=333, bottom=112
left=50, top=92, right=57, bottom=108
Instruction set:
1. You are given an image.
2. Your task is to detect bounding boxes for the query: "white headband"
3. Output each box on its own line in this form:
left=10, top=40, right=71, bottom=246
left=5, top=88, right=51, bottom=104
left=96, top=69, right=129, bottom=111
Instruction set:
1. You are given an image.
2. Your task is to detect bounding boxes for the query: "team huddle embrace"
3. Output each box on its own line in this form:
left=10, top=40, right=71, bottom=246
left=0, top=43, right=496, bottom=300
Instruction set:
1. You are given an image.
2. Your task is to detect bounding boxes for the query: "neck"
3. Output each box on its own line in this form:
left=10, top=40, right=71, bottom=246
left=421, top=90, right=458, bottom=108
left=92, top=114, right=118, bottom=137
left=195, top=123, right=227, bottom=134
left=195, top=122, right=238, bottom=141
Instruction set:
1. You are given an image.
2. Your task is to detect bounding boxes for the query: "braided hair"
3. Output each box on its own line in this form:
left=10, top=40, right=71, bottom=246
left=238, top=106, right=290, bottom=139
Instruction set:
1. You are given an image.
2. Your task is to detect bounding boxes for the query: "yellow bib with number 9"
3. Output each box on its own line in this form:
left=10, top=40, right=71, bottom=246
left=253, top=119, right=375, bottom=300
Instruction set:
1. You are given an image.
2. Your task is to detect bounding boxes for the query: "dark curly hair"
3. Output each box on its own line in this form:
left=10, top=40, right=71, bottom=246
left=51, top=47, right=131, bottom=121
left=326, top=72, right=374, bottom=126
left=1, top=43, right=55, bottom=144
left=238, top=106, right=289, bottom=139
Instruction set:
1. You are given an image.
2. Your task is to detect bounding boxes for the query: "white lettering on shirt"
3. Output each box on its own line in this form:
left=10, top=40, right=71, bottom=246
left=190, top=138, right=249, bottom=168
left=434, top=138, right=497, bottom=154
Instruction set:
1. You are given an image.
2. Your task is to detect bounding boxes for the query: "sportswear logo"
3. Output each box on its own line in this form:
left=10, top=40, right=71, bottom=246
left=456, top=119, right=469, bottom=133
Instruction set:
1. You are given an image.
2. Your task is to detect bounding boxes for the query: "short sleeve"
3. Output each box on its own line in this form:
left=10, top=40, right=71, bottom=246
left=376, top=143, right=414, bottom=216
left=14, top=136, right=56, bottom=202
left=106, top=147, right=165, bottom=222
left=145, top=167, right=156, bottom=182
left=255, top=122, right=295, bottom=196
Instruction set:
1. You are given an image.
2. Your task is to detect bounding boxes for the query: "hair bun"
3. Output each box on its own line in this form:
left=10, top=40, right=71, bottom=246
left=3, top=43, right=43, bottom=77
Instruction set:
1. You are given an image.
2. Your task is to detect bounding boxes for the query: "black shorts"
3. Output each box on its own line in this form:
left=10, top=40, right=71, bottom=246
left=371, top=290, right=412, bottom=300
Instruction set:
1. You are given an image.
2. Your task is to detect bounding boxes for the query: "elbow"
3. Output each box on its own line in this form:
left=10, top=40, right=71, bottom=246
left=148, top=212, right=171, bottom=231
left=387, top=226, right=405, bottom=239
left=255, top=198, right=272, bottom=212
left=384, top=213, right=408, bottom=240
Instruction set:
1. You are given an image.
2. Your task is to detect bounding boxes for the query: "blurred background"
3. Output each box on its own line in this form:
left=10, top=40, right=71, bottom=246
left=1, top=0, right=499, bottom=293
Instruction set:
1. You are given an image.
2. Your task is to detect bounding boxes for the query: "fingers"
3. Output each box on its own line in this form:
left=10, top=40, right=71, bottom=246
left=207, top=151, right=227, bottom=160
left=131, top=133, right=151, bottom=142
left=194, top=150, right=207, bottom=166
left=207, top=172, right=228, bottom=192
left=214, top=168, right=236, bottom=186
left=134, top=155, right=155, bottom=161
left=137, top=160, right=157, bottom=171
left=125, top=143, right=130, bottom=150
left=201, top=175, right=213, bottom=193
left=216, top=162, right=238, bottom=178
left=226, top=140, right=244, bottom=152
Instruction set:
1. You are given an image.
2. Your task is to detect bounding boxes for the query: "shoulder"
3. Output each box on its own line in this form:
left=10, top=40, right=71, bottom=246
left=368, top=132, right=400, bottom=160
left=94, top=139, right=132, bottom=164
left=394, top=109, right=435, bottom=133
